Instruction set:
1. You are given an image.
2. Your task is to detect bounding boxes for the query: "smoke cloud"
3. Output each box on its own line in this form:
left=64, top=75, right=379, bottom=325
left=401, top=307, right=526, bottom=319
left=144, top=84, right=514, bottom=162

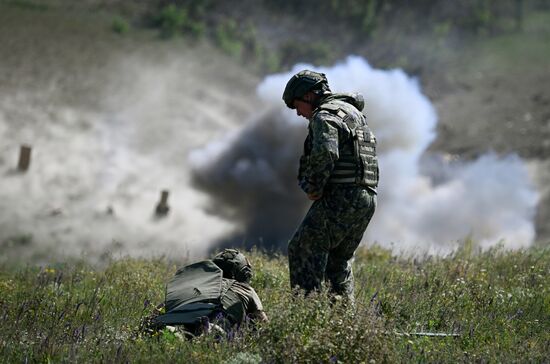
left=190, top=56, right=539, bottom=253
left=0, top=54, right=255, bottom=262
left=0, top=52, right=539, bottom=261
left=189, top=109, right=307, bottom=249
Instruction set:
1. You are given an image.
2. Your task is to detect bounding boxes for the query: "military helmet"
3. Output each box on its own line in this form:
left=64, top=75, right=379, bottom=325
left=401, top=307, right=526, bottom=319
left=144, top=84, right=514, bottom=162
left=282, top=70, right=330, bottom=109
left=212, top=249, right=253, bottom=283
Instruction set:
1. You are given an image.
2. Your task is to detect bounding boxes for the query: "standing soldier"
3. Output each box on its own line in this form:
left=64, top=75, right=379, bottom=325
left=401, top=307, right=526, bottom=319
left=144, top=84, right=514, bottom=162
left=282, top=70, right=379, bottom=304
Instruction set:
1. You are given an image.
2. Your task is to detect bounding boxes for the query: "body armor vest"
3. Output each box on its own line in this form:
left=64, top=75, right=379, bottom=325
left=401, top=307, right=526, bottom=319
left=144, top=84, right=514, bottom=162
left=317, top=100, right=379, bottom=189
left=155, top=260, right=244, bottom=326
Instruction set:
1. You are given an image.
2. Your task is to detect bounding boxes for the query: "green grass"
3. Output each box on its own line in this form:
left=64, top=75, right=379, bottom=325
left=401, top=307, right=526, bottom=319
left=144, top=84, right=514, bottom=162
left=0, top=246, right=549, bottom=363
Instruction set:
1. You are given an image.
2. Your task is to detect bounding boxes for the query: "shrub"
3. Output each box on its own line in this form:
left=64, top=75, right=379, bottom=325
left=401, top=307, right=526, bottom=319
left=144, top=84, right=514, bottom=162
left=214, top=20, right=244, bottom=58
left=151, top=3, right=207, bottom=39
left=111, top=17, right=129, bottom=34
left=153, top=4, right=188, bottom=39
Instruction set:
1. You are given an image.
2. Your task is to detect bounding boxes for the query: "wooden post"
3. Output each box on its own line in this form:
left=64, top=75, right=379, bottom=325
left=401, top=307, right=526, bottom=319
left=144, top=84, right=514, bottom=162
left=155, top=190, right=170, bottom=217
left=17, top=145, right=32, bottom=171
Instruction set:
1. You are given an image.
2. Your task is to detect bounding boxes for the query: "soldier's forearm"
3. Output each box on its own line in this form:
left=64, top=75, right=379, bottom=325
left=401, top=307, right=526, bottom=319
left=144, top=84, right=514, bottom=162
left=304, top=159, right=333, bottom=194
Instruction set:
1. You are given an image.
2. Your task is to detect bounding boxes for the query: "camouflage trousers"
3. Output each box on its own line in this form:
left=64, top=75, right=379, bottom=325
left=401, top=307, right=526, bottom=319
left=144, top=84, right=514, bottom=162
left=288, top=185, right=376, bottom=303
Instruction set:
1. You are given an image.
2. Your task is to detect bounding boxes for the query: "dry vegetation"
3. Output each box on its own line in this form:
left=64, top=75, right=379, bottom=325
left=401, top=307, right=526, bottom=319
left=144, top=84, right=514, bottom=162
left=1, top=2, right=549, bottom=362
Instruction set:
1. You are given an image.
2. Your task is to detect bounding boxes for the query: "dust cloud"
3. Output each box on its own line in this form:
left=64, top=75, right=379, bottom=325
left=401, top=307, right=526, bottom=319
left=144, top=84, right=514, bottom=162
left=0, top=52, right=539, bottom=261
left=0, top=54, right=253, bottom=262
left=190, top=56, right=539, bottom=254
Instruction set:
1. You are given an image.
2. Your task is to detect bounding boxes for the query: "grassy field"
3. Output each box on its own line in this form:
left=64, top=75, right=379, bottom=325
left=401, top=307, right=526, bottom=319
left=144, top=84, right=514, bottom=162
left=0, top=246, right=548, bottom=363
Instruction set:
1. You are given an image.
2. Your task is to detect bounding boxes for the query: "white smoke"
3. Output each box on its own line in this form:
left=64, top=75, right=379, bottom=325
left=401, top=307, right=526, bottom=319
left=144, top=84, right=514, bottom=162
left=0, top=55, right=256, bottom=262
left=0, top=52, right=540, bottom=261
left=191, top=56, right=539, bottom=253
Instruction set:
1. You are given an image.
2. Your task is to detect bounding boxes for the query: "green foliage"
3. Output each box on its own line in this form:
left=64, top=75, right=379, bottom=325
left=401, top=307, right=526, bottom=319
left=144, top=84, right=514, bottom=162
left=263, top=0, right=526, bottom=37
left=111, top=17, right=129, bottom=35
left=153, top=4, right=187, bottom=39
left=361, top=0, right=379, bottom=35
left=152, top=4, right=205, bottom=39
left=456, top=0, right=497, bottom=35
left=147, top=0, right=518, bottom=70
left=184, top=20, right=205, bottom=39
left=260, top=51, right=282, bottom=73
left=0, top=247, right=548, bottom=362
left=213, top=20, right=272, bottom=65
left=214, top=20, right=244, bottom=58
left=254, top=289, right=393, bottom=362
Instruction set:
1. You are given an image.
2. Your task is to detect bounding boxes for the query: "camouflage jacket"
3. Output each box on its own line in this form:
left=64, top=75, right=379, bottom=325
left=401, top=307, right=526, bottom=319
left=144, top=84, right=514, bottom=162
left=298, top=93, right=367, bottom=196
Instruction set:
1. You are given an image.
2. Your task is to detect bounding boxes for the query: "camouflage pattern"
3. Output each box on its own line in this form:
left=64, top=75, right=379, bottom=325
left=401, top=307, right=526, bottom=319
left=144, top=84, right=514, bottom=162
left=282, top=70, right=330, bottom=109
left=288, top=185, right=376, bottom=301
left=289, top=93, right=377, bottom=302
left=213, top=248, right=253, bottom=283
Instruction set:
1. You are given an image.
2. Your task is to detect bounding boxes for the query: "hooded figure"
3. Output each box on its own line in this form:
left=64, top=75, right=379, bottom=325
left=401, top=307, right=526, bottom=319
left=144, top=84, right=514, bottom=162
left=282, top=70, right=379, bottom=304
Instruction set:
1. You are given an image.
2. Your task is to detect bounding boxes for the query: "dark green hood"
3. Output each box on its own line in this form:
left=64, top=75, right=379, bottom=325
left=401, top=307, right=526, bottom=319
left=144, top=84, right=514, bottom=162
left=319, top=92, right=365, bottom=111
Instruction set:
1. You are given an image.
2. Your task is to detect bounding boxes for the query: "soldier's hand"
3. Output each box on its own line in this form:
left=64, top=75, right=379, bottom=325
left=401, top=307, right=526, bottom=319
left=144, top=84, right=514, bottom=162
left=307, top=192, right=322, bottom=200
